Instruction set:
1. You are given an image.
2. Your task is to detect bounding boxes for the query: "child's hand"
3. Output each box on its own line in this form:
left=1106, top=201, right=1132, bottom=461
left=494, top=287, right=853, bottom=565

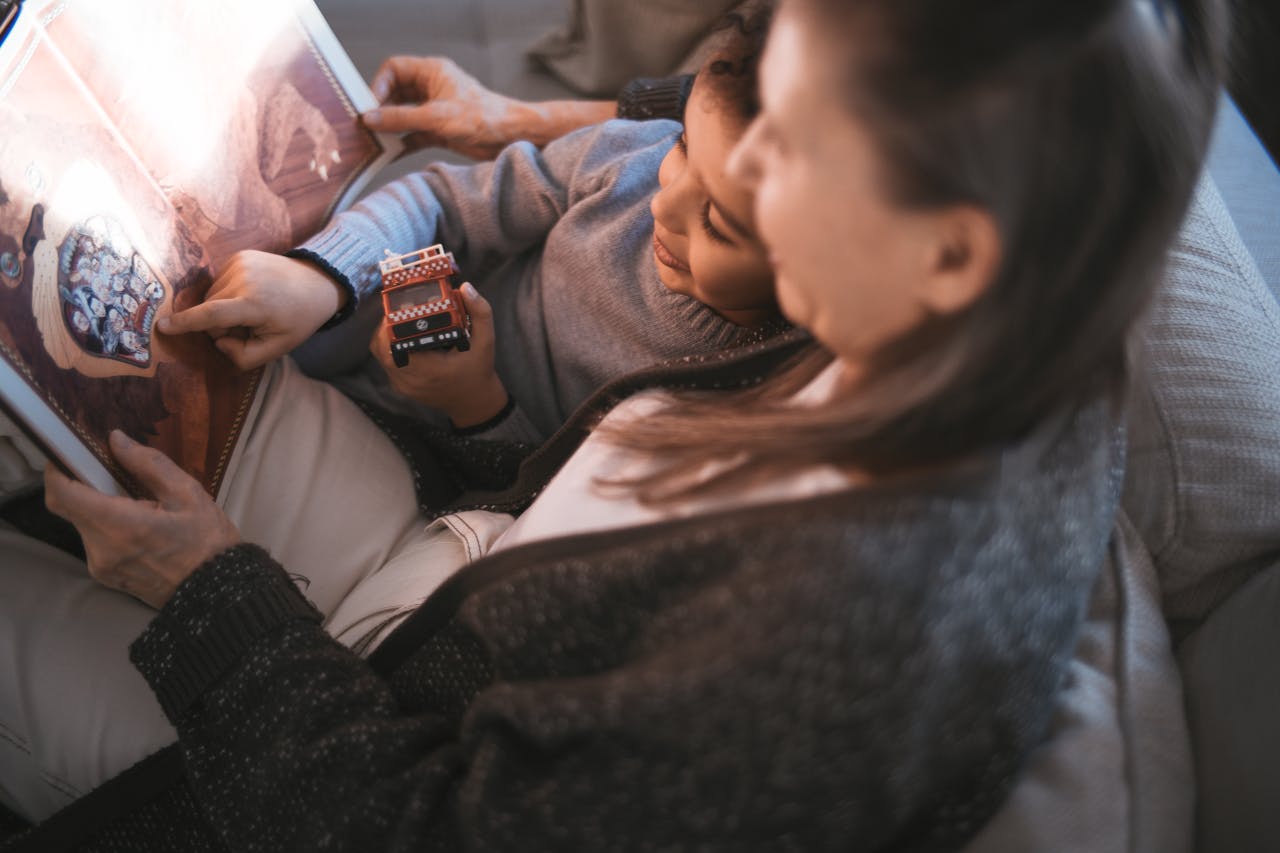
left=370, top=283, right=509, bottom=428
left=159, top=251, right=347, bottom=370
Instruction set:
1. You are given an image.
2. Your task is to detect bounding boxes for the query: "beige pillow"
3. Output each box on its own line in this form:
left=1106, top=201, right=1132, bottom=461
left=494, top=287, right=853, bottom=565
left=963, top=513, right=1192, bottom=853
left=1122, top=173, right=1280, bottom=631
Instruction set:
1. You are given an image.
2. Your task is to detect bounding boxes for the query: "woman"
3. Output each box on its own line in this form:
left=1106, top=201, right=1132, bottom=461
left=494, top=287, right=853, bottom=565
left=0, top=0, right=1223, bottom=848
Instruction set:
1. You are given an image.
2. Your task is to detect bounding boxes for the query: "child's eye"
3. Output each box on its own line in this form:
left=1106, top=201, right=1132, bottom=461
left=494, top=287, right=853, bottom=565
left=700, top=203, right=732, bottom=246
left=675, top=132, right=689, bottom=155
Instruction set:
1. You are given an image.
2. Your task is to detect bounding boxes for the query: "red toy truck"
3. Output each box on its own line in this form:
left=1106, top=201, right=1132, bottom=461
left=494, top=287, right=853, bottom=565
left=378, top=244, right=470, bottom=367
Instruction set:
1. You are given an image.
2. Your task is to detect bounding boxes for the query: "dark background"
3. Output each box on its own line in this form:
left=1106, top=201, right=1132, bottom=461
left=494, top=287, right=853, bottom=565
left=1230, top=0, right=1280, bottom=161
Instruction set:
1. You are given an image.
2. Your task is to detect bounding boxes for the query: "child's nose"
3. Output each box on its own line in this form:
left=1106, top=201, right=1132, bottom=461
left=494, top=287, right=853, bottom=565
left=651, top=174, right=700, bottom=236
left=650, top=180, right=686, bottom=236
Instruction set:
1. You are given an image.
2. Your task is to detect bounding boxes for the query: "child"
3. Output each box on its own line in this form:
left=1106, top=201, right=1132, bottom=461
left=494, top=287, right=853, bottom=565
left=163, top=6, right=781, bottom=451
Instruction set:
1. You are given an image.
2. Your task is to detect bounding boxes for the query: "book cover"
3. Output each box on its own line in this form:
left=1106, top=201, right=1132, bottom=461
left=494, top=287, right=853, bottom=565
left=0, top=0, right=400, bottom=499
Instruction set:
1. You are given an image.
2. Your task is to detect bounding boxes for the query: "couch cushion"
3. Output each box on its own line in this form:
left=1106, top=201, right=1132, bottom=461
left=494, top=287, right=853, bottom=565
left=1178, top=559, right=1280, bottom=853
left=1121, top=173, right=1280, bottom=633
left=963, top=513, right=1192, bottom=853
left=0, top=410, right=45, bottom=501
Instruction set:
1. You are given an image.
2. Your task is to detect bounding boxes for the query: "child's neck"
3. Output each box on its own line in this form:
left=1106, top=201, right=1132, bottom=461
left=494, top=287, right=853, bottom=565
left=717, top=305, right=781, bottom=328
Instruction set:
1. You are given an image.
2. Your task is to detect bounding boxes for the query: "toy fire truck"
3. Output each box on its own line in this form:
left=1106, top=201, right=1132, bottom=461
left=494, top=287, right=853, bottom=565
left=378, top=244, right=470, bottom=367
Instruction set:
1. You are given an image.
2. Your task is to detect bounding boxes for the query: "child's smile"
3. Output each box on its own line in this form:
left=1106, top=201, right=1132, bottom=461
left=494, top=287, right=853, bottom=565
left=648, top=78, right=777, bottom=328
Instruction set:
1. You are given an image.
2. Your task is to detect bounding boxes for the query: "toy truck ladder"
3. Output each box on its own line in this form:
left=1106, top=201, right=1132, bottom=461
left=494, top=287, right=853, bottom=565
left=379, top=244, right=456, bottom=285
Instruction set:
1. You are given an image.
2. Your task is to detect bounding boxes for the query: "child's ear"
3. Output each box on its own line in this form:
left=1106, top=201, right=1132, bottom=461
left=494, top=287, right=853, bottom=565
left=918, top=205, right=1001, bottom=316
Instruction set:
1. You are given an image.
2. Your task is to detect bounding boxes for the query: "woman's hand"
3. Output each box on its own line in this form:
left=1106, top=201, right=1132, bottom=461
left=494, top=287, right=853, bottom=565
left=363, top=56, right=519, bottom=160
left=159, top=251, right=346, bottom=371
left=370, top=282, right=508, bottom=428
left=44, top=431, right=240, bottom=609
left=362, top=56, right=615, bottom=160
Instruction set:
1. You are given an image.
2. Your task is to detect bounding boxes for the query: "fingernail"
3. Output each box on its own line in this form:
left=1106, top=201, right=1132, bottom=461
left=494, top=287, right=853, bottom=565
left=462, top=282, right=477, bottom=299
left=373, top=78, right=389, bottom=100
left=157, top=316, right=171, bottom=333
left=362, top=109, right=381, bottom=126
left=111, top=429, right=135, bottom=447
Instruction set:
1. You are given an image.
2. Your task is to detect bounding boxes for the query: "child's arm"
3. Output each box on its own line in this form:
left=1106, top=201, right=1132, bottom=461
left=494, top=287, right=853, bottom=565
left=159, top=251, right=345, bottom=370
left=295, top=117, right=677, bottom=326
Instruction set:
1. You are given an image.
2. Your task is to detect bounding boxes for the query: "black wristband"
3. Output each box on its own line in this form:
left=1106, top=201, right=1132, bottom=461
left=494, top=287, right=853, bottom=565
left=451, top=393, right=516, bottom=436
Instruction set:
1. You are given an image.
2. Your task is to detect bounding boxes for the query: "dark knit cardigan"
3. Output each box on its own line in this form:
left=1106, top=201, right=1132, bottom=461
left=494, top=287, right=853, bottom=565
left=7, top=333, right=1123, bottom=852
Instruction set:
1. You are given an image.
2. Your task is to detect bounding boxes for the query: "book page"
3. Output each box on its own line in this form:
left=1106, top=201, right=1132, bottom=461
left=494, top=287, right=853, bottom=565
left=0, top=0, right=398, bottom=497
left=0, top=9, right=260, bottom=496
left=38, top=0, right=396, bottom=263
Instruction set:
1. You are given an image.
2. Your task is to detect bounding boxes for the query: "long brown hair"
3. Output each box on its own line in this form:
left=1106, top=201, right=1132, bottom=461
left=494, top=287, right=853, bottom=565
left=604, top=0, right=1227, bottom=503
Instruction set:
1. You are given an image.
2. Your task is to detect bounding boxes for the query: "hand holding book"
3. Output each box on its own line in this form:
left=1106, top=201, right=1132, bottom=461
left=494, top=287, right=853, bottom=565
left=43, top=429, right=239, bottom=608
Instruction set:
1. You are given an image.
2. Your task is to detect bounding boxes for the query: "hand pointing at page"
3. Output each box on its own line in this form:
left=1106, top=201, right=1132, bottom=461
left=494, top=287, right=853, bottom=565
left=158, top=250, right=348, bottom=371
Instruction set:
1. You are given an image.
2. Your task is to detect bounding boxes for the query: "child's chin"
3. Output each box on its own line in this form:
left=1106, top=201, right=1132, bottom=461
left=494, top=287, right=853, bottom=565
left=656, top=269, right=694, bottom=298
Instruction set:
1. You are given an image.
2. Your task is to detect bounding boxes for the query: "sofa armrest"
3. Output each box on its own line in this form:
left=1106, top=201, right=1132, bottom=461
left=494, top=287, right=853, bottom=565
left=1178, top=560, right=1280, bottom=853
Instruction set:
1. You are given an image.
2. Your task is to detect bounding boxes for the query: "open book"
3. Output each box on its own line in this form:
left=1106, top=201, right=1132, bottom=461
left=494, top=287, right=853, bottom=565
left=0, top=0, right=401, bottom=500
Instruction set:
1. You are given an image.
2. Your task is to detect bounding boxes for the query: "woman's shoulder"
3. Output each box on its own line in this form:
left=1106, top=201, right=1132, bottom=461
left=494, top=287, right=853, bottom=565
left=747, top=392, right=1121, bottom=545
left=444, top=392, right=1122, bottom=622
left=643, top=393, right=1124, bottom=627
left=378, top=399, right=1124, bottom=850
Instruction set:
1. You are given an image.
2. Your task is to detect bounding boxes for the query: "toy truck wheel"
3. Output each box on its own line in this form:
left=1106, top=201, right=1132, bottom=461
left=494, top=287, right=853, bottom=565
left=456, top=337, right=470, bottom=353
left=392, top=349, right=409, bottom=368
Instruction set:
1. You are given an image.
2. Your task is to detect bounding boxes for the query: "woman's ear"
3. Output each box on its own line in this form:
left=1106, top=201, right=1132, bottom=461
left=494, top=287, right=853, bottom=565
left=918, top=205, right=1001, bottom=315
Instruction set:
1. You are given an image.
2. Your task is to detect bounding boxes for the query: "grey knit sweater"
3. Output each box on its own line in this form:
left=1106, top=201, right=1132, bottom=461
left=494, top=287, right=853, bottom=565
left=297, top=118, right=754, bottom=443
left=7, top=336, right=1124, bottom=852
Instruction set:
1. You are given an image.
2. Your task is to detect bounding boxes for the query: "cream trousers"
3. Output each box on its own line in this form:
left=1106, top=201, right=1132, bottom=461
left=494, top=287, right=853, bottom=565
left=0, top=358, right=511, bottom=822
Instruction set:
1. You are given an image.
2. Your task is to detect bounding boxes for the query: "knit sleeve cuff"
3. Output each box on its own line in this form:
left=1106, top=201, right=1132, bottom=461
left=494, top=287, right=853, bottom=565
left=130, top=544, right=322, bottom=723
left=616, top=75, right=695, bottom=122
left=285, top=248, right=358, bottom=330
left=452, top=398, right=544, bottom=443
left=451, top=394, right=516, bottom=436
left=290, top=225, right=388, bottom=324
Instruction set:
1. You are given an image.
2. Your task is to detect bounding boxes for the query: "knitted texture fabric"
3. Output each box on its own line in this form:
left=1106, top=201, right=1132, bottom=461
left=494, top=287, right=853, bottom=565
left=1121, top=175, right=1280, bottom=634
left=9, top=340, right=1123, bottom=850
left=617, top=75, right=694, bottom=121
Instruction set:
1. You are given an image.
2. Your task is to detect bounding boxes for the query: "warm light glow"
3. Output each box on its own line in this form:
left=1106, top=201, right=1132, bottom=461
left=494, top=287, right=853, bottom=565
left=55, top=0, right=301, bottom=180
left=50, top=158, right=163, bottom=264
left=31, top=157, right=167, bottom=379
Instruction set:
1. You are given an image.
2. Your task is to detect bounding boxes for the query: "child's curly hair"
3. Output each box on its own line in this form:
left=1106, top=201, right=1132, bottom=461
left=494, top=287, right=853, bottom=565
left=701, top=1, right=775, bottom=124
